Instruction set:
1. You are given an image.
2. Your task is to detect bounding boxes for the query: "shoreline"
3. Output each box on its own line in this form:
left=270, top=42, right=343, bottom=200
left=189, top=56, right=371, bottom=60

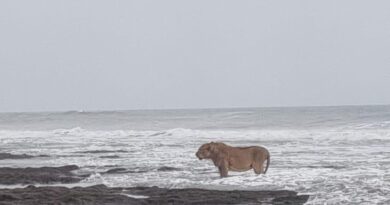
left=0, top=184, right=309, bottom=205
left=0, top=161, right=310, bottom=204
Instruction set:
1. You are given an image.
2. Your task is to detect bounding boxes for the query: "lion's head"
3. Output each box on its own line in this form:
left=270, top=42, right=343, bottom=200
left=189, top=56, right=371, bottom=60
left=195, top=142, right=219, bottom=160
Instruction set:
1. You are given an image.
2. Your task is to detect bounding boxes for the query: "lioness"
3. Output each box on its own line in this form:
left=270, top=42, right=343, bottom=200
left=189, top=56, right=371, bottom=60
left=196, top=142, right=270, bottom=178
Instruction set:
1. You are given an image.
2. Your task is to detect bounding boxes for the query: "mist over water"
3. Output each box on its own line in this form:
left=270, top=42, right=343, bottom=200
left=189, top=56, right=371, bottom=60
left=1, top=105, right=390, bottom=204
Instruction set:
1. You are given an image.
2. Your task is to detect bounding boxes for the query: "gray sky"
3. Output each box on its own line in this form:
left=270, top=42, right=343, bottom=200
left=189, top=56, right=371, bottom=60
left=1, top=0, right=390, bottom=112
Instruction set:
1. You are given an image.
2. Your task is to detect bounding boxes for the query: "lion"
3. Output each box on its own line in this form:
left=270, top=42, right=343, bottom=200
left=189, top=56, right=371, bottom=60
left=196, top=142, right=270, bottom=178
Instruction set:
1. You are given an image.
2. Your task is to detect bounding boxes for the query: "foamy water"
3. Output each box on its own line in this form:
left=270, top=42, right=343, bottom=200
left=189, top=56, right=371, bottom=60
left=1, top=106, right=390, bottom=204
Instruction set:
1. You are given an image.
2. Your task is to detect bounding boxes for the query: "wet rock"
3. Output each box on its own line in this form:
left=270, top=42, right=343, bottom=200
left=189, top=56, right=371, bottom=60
left=55, top=154, right=84, bottom=157
left=102, top=168, right=148, bottom=174
left=124, top=187, right=309, bottom=205
left=157, top=166, right=182, bottom=172
left=0, top=153, right=49, bottom=160
left=77, top=150, right=128, bottom=154
left=0, top=165, right=88, bottom=185
left=0, top=185, right=139, bottom=205
left=104, top=168, right=128, bottom=174
left=306, top=165, right=347, bottom=169
left=0, top=184, right=309, bottom=205
left=0, top=153, right=34, bottom=160
left=99, top=155, right=120, bottom=159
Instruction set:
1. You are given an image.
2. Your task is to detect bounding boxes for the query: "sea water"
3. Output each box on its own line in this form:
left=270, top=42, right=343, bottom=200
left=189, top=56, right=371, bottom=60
left=0, top=105, right=389, bottom=204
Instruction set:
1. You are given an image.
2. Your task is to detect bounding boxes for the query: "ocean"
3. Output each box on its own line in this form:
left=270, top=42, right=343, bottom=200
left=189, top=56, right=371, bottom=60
left=0, top=105, right=389, bottom=204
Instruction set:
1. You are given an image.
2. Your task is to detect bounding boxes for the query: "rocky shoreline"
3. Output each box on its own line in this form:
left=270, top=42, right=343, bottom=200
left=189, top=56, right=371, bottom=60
left=0, top=184, right=309, bottom=205
left=0, top=153, right=49, bottom=160
left=0, top=165, right=88, bottom=185
left=0, top=153, right=309, bottom=204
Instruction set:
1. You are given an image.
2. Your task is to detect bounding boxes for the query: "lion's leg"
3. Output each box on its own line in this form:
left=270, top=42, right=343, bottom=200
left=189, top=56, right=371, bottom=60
left=218, top=166, right=228, bottom=178
left=252, top=161, right=264, bottom=175
left=218, top=160, right=229, bottom=178
left=253, top=154, right=267, bottom=175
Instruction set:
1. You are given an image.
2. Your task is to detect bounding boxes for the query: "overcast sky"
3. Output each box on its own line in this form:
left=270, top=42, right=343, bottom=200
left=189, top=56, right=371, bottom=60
left=0, top=0, right=389, bottom=112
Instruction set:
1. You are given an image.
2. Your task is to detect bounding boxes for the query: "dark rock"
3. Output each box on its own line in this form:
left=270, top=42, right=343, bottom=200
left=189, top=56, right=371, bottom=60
left=77, top=150, right=128, bottom=154
left=306, top=165, right=347, bottom=170
left=0, top=153, right=49, bottom=160
left=0, top=165, right=88, bottom=185
left=0, top=185, right=140, bottom=205
left=124, top=187, right=310, bottom=205
left=0, top=184, right=309, bottom=205
left=104, top=168, right=128, bottom=174
left=99, top=155, right=120, bottom=159
left=102, top=168, right=148, bottom=174
left=0, top=153, right=33, bottom=160
left=157, top=166, right=182, bottom=172
left=272, top=194, right=310, bottom=204
left=55, top=154, right=84, bottom=157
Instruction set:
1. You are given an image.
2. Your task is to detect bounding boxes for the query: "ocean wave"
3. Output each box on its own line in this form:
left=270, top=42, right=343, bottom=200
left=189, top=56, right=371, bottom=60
left=346, top=121, right=390, bottom=130
left=1, top=126, right=390, bottom=141
left=1, top=127, right=390, bottom=203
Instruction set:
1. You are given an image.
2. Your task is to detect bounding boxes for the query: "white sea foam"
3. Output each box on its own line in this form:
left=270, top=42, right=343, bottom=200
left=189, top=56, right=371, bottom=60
left=120, top=193, right=149, bottom=199
left=1, top=127, right=390, bottom=204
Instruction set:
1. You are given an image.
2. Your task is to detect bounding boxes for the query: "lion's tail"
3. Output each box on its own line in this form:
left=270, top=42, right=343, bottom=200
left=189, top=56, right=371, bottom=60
left=264, top=152, right=270, bottom=174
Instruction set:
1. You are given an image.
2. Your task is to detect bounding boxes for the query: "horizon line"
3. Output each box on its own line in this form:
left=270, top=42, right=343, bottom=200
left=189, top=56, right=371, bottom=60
left=1, top=103, right=389, bottom=114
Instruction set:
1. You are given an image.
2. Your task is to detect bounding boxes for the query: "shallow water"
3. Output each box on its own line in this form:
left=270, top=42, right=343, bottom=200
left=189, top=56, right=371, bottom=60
left=1, top=106, right=390, bottom=204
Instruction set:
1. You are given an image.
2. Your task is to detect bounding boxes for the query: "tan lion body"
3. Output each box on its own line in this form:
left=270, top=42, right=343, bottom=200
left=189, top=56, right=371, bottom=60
left=196, top=142, right=270, bottom=178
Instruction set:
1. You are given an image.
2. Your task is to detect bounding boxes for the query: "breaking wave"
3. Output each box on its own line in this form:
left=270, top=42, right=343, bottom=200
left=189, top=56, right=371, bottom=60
left=1, top=127, right=390, bottom=204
